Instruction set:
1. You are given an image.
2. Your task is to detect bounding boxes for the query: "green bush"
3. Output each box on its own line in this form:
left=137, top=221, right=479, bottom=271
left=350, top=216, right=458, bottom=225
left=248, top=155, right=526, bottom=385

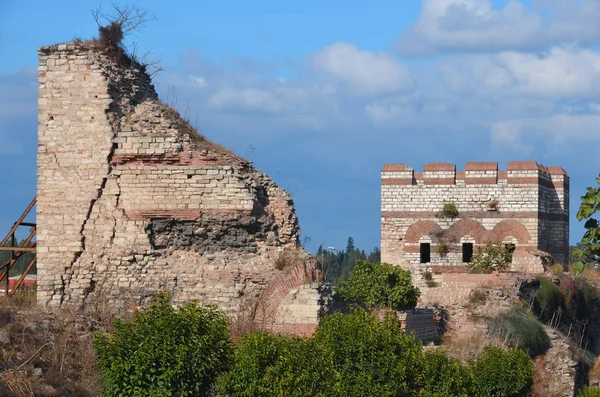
left=487, top=309, right=550, bottom=357
left=335, top=261, right=420, bottom=310
left=314, top=307, right=424, bottom=396
left=420, top=349, right=475, bottom=397
left=535, top=276, right=564, bottom=322
left=470, top=346, right=534, bottom=397
left=218, top=332, right=337, bottom=397
left=443, top=202, right=459, bottom=218
left=467, top=243, right=512, bottom=274
left=94, top=292, right=232, bottom=397
left=579, top=386, right=600, bottom=397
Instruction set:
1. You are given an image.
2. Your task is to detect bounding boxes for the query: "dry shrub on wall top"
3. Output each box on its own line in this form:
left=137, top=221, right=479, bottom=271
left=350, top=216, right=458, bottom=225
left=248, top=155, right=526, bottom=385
left=88, top=2, right=160, bottom=73
left=273, top=248, right=300, bottom=270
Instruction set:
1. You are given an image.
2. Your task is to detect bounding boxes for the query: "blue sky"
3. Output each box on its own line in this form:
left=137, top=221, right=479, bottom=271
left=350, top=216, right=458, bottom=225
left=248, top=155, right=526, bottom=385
left=1, top=0, right=599, bottom=252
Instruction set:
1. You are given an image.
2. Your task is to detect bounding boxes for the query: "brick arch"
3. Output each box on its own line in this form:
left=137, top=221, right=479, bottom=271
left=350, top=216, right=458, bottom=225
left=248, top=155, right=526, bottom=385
left=254, top=261, right=319, bottom=329
left=489, top=220, right=531, bottom=244
left=445, top=218, right=487, bottom=243
left=405, top=220, right=444, bottom=243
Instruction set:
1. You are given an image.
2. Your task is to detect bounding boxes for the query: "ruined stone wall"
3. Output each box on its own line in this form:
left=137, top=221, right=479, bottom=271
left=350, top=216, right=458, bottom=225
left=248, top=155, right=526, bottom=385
left=37, top=43, right=316, bottom=321
left=381, top=161, right=569, bottom=305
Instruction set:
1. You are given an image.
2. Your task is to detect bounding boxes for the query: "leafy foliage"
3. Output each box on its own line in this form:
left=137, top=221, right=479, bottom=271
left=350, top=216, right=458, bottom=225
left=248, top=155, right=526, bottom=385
left=470, top=346, right=534, bottom=397
left=443, top=202, right=459, bottom=218
left=219, top=332, right=337, bottom=397
left=94, top=292, right=232, bottom=397
left=221, top=308, right=429, bottom=397
left=314, top=308, right=424, bottom=396
left=335, top=261, right=420, bottom=310
left=534, top=276, right=564, bottom=322
left=466, top=242, right=512, bottom=274
left=573, top=175, right=600, bottom=275
left=488, top=309, right=550, bottom=357
left=420, top=349, right=475, bottom=397
left=579, top=386, right=600, bottom=397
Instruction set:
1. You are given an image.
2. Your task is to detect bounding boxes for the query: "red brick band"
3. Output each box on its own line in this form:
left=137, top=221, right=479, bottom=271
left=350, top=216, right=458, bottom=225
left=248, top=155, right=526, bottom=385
left=112, top=153, right=237, bottom=167
left=423, top=178, right=455, bottom=185
left=465, top=162, right=498, bottom=171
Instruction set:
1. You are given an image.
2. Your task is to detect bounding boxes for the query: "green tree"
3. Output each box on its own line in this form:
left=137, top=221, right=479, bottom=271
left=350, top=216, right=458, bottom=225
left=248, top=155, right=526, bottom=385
left=470, top=346, right=534, bottom=397
left=314, top=308, right=424, bottom=396
left=219, top=332, right=337, bottom=397
left=346, top=237, right=355, bottom=253
left=336, top=261, right=420, bottom=310
left=420, top=349, right=475, bottom=397
left=368, top=246, right=381, bottom=263
left=573, top=175, right=600, bottom=275
left=94, top=292, right=232, bottom=397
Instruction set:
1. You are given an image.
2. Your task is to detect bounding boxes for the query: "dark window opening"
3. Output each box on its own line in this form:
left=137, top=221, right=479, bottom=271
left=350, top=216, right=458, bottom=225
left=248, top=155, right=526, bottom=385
left=462, top=243, right=473, bottom=263
left=505, top=243, right=516, bottom=254
left=420, top=243, right=431, bottom=263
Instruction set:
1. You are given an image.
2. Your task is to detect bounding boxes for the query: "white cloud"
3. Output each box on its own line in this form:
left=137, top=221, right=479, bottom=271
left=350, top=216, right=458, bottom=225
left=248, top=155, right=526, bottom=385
left=439, top=46, right=600, bottom=98
left=189, top=75, right=207, bottom=88
left=490, top=110, right=600, bottom=154
left=208, top=87, right=284, bottom=113
left=398, top=0, right=600, bottom=55
left=311, top=43, right=413, bottom=95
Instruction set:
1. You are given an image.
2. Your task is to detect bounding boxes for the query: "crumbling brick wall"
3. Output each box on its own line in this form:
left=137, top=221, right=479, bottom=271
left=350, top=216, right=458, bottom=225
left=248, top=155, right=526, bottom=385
left=37, top=42, right=318, bottom=322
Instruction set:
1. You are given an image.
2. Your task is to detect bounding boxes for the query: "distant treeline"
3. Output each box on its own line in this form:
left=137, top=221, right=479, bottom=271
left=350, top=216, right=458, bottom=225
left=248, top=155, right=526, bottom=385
left=316, top=237, right=380, bottom=284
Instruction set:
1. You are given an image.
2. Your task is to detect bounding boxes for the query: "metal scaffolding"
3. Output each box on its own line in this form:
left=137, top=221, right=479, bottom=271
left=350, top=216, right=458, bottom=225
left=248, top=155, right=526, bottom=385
left=0, top=198, right=36, bottom=298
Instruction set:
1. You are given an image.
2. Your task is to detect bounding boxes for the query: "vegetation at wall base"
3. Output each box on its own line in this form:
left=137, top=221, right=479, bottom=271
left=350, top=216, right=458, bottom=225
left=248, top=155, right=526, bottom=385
left=534, top=276, right=564, bottom=323
left=421, top=349, right=475, bottom=397
left=487, top=309, right=551, bottom=357
left=579, top=386, right=600, bottom=397
left=218, top=332, right=336, bottom=397
left=469, top=346, right=534, bottom=397
left=93, top=292, right=232, bottom=397
left=466, top=242, right=512, bottom=274
left=335, top=261, right=420, bottom=311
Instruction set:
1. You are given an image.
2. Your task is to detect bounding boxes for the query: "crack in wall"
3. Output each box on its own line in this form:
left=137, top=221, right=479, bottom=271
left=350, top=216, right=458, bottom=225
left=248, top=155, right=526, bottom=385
left=68, top=141, right=118, bottom=269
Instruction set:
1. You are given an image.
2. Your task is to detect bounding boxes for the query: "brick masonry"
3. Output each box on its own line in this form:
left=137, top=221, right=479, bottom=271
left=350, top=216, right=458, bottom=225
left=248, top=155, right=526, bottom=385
left=36, top=42, right=323, bottom=332
left=381, top=161, right=569, bottom=305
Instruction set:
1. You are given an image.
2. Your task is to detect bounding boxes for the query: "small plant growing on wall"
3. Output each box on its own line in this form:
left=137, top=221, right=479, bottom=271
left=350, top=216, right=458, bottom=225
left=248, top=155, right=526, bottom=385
left=442, top=203, right=459, bottom=218
left=437, top=241, right=448, bottom=257
left=488, top=199, right=499, bottom=211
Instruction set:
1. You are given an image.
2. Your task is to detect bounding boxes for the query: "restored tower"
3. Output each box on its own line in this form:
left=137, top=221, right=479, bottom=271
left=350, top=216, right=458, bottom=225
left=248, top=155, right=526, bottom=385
left=381, top=161, right=569, bottom=289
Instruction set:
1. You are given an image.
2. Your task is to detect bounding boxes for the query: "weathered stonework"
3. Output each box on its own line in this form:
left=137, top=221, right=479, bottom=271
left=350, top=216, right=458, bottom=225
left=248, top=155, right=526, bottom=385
left=36, top=42, right=320, bottom=330
left=381, top=161, right=569, bottom=304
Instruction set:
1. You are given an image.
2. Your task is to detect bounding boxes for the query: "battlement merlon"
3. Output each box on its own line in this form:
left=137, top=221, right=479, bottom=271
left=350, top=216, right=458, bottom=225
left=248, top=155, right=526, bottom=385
left=381, top=161, right=569, bottom=187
